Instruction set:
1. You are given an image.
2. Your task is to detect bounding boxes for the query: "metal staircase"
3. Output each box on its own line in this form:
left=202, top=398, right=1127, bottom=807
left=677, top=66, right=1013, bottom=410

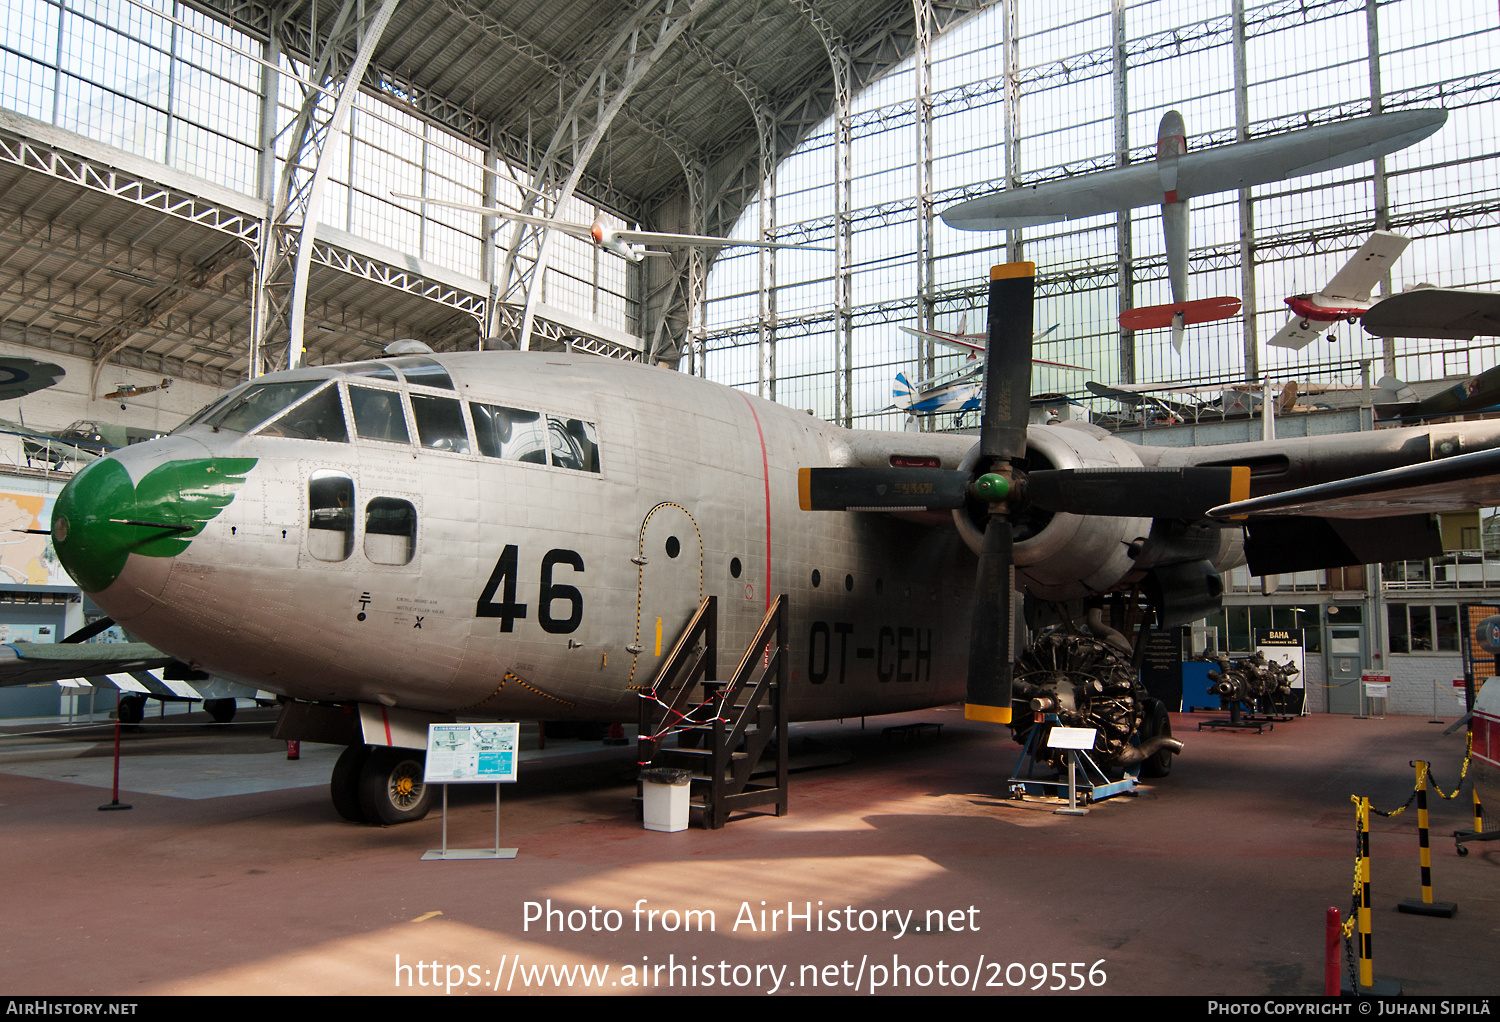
left=636, top=594, right=788, bottom=829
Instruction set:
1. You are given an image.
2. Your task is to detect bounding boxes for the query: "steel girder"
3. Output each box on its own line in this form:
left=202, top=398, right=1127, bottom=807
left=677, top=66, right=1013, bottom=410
left=253, top=0, right=400, bottom=376
left=492, top=0, right=714, bottom=352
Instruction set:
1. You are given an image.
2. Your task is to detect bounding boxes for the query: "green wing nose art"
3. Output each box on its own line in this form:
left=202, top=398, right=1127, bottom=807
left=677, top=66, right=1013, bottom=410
left=52, top=457, right=257, bottom=592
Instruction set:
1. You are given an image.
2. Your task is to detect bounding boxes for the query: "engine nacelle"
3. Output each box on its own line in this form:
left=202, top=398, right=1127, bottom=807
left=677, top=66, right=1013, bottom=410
left=953, top=423, right=1150, bottom=601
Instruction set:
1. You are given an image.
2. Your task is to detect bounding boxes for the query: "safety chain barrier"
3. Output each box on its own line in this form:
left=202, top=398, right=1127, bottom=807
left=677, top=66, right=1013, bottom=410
left=1340, top=730, right=1476, bottom=990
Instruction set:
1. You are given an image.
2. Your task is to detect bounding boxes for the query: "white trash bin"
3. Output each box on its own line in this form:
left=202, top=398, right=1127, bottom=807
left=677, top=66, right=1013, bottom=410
left=640, top=767, right=692, bottom=832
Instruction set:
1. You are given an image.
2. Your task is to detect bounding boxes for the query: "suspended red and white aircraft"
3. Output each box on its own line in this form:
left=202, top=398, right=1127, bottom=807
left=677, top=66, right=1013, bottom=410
left=941, top=108, right=1447, bottom=352
left=393, top=193, right=826, bottom=262
left=1267, top=231, right=1410, bottom=350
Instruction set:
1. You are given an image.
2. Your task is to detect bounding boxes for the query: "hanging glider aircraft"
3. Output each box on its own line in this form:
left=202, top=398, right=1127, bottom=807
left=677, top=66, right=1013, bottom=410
left=1267, top=232, right=1411, bottom=349
left=23, top=262, right=1500, bottom=827
left=942, top=108, right=1447, bottom=351
left=392, top=192, right=825, bottom=262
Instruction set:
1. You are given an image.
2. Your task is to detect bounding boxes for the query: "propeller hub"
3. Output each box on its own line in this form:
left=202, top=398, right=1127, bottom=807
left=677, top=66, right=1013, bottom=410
left=974, top=472, right=1010, bottom=504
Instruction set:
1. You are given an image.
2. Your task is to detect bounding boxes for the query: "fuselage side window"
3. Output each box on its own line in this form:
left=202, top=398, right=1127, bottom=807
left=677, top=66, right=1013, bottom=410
left=349, top=385, right=411, bottom=444
left=548, top=416, right=600, bottom=472
left=308, top=470, right=354, bottom=562
left=471, top=403, right=549, bottom=464
left=260, top=382, right=349, bottom=442
left=410, top=394, right=471, bottom=453
left=364, top=498, right=416, bottom=566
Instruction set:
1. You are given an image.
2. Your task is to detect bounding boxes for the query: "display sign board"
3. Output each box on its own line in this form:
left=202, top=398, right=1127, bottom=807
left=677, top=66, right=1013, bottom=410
left=1047, top=726, right=1099, bottom=751
left=1255, top=627, right=1306, bottom=714
left=1139, top=627, right=1185, bottom=710
left=424, top=722, right=519, bottom=783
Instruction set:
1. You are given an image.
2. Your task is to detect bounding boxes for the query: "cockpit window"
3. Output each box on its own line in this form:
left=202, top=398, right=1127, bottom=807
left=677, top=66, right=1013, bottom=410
left=349, top=386, right=410, bottom=444
left=548, top=417, right=600, bottom=472
left=410, top=394, right=470, bottom=453
left=385, top=356, right=454, bottom=390
left=342, top=362, right=401, bottom=383
left=258, top=384, right=349, bottom=442
left=202, top=380, right=323, bottom=433
left=472, top=403, right=549, bottom=464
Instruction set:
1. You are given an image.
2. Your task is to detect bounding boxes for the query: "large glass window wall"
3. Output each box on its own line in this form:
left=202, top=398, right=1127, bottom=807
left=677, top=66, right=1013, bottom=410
left=703, top=0, right=1500, bottom=432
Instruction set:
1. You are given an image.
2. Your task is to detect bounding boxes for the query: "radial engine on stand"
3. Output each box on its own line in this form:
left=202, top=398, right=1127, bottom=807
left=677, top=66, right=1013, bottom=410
left=1008, top=620, right=1184, bottom=778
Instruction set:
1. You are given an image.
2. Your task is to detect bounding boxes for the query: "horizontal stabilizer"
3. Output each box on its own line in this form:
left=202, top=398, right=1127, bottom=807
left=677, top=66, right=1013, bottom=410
left=798, top=467, right=968, bottom=512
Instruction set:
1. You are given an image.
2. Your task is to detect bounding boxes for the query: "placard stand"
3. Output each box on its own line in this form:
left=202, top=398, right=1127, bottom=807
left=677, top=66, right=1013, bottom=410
left=423, top=783, right=516, bottom=860
left=421, top=722, right=520, bottom=861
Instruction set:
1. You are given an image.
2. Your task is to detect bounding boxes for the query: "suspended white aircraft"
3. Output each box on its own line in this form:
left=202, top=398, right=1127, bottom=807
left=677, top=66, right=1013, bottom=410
left=1268, top=231, right=1411, bottom=349
left=392, top=193, right=826, bottom=262
left=28, top=263, right=1500, bottom=828
left=942, top=108, right=1447, bottom=352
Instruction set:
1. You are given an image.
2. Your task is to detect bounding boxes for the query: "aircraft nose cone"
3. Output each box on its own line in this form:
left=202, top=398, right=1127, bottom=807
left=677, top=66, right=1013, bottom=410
left=53, top=456, right=142, bottom=593
left=52, top=442, right=257, bottom=594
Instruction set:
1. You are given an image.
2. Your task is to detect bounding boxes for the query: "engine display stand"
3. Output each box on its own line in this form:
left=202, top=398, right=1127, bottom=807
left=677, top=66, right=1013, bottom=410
left=1197, top=701, right=1272, bottom=734
left=1006, top=714, right=1139, bottom=804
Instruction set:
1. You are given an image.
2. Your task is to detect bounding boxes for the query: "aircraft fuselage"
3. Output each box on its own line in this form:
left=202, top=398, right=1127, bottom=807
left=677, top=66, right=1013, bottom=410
left=52, top=351, right=982, bottom=723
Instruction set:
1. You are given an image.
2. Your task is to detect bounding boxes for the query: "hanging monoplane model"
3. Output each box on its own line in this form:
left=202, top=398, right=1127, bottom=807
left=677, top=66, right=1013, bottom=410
left=1268, top=232, right=1410, bottom=349
left=941, top=108, right=1447, bottom=351
left=392, top=193, right=826, bottom=262
left=891, top=322, right=1086, bottom=418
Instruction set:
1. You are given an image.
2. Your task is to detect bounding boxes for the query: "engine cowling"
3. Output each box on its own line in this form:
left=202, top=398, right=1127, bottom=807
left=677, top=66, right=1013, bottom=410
left=953, top=423, right=1151, bottom=601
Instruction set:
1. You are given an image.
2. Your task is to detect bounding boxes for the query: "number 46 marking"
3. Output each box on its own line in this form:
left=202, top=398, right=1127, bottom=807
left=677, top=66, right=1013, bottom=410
left=476, top=544, right=584, bottom=635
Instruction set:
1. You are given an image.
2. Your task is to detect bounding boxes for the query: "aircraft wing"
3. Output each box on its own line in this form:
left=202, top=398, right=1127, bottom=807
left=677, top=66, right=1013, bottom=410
left=0, top=642, right=175, bottom=688
left=0, top=357, right=64, bottom=401
left=1209, top=446, right=1500, bottom=519
left=899, top=324, right=984, bottom=353
left=1362, top=288, right=1500, bottom=340
left=1267, top=317, right=1333, bottom=351
left=943, top=109, right=1446, bottom=229
left=611, top=228, right=826, bottom=251
left=1321, top=231, right=1410, bottom=303
left=387, top=194, right=597, bottom=242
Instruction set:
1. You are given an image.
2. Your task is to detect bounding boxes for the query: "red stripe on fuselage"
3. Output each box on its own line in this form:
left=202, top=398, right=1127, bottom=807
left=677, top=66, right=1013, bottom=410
left=736, top=392, right=773, bottom=609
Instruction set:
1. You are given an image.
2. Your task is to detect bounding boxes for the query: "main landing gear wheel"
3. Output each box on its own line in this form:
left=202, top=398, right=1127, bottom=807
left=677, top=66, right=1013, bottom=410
left=203, top=698, right=236, bottom=723
left=357, top=746, right=433, bottom=825
left=331, top=744, right=371, bottom=823
left=117, top=692, right=146, bottom=725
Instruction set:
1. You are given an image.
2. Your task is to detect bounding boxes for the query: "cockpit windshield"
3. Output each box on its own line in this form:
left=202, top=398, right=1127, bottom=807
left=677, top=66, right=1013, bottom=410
left=200, top=379, right=325, bottom=433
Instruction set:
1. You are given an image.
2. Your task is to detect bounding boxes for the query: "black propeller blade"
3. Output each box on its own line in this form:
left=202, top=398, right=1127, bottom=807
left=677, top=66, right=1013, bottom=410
left=1024, top=466, right=1250, bottom=519
left=798, top=466, right=969, bottom=512
left=965, top=262, right=1035, bottom=725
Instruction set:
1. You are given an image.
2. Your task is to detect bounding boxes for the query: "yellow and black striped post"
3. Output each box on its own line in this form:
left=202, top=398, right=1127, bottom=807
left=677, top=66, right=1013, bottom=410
left=1358, top=796, right=1373, bottom=990
left=1398, top=761, right=1457, bottom=916
left=1475, top=783, right=1485, bottom=835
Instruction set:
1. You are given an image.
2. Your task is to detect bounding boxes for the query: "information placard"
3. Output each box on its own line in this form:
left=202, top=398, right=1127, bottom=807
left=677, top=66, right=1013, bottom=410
left=425, top=722, right=519, bottom=783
